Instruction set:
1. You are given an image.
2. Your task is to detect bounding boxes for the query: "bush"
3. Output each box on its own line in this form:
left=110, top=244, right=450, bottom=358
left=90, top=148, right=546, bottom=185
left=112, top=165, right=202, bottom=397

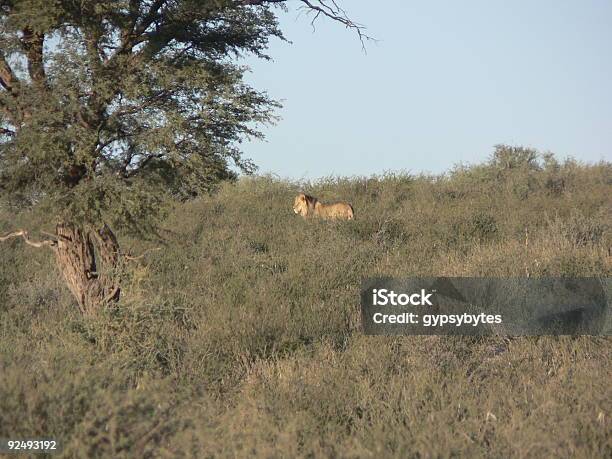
left=1, top=150, right=610, bottom=457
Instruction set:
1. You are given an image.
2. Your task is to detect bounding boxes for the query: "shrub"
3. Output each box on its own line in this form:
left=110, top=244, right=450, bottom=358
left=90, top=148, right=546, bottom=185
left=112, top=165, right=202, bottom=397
left=1, top=151, right=610, bottom=457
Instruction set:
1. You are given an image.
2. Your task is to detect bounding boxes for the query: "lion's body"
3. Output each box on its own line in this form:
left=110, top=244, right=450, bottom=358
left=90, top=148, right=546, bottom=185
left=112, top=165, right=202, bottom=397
left=293, top=193, right=354, bottom=220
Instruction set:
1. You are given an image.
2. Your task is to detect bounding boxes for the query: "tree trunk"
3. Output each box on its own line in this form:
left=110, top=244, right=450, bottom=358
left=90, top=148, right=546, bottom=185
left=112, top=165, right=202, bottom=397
left=54, top=222, right=121, bottom=314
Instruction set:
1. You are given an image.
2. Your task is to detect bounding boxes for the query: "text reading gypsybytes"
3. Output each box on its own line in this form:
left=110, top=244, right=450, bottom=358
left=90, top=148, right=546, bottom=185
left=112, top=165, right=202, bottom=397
left=370, top=289, right=502, bottom=327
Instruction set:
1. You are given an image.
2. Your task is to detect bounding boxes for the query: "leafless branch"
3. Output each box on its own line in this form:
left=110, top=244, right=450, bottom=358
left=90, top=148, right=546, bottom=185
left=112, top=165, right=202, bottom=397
left=242, top=0, right=373, bottom=49
left=0, top=230, right=57, bottom=249
left=40, top=230, right=65, bottom=242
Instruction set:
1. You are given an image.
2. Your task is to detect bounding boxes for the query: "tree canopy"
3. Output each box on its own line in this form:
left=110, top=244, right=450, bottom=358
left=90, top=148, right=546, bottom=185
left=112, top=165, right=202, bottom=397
left=0, top=1, right=294, bottom=234
left=0, top=0, right=366, bottom=311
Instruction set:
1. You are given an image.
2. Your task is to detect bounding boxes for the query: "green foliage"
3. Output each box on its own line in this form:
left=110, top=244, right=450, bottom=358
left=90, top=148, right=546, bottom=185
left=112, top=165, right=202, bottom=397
left=1, top=153, right=610, bottom=457
left=0, top=0, right=283, bottom=233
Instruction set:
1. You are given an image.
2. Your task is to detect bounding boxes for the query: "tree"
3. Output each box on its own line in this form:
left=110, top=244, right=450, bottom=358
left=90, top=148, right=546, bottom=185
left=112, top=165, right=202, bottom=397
left=0, top=0, right=365, bottom=313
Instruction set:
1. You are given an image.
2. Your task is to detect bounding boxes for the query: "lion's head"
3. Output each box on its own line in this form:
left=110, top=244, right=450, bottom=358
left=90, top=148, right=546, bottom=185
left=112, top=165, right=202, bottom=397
left=293, top=193, right=313, bottom=217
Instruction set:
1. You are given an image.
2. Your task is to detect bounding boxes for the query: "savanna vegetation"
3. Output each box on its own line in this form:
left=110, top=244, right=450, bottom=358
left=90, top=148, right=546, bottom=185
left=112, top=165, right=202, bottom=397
left=0, top=0, right=367, bottom=313
left=1, top=147, right=610, bottom=458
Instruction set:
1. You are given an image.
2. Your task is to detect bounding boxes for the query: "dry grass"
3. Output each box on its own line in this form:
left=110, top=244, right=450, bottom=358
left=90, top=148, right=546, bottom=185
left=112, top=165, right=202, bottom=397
left=0, top=149, right=611, bottom=458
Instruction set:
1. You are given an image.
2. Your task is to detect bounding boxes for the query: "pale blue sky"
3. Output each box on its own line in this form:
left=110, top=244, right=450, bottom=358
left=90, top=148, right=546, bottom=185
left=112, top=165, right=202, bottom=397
left=243, top=0, right=612, bottom=179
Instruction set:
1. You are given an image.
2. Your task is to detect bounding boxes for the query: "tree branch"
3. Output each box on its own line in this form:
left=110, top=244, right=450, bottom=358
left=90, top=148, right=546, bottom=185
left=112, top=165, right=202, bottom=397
left=116, top=0, right=167, bottom=56
left=21, top=28, right=47, bottom=86
left=134, top=0, right=167, bottom=36
left=0, top=51, right=18, bottom=92
left=124, top=153, right=164, bottom=178
left=84, top=28, right=104, bottom=66
left=242, top=0, right=372, bottom=48
left=0, top=230, right=57, bottom=249
left=0, top=127, right=15, bottom=136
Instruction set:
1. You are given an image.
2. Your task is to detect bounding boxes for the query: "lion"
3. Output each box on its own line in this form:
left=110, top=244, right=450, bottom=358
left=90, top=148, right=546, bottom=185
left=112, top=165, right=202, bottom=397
left=293, top=192, right=354, bottom=220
